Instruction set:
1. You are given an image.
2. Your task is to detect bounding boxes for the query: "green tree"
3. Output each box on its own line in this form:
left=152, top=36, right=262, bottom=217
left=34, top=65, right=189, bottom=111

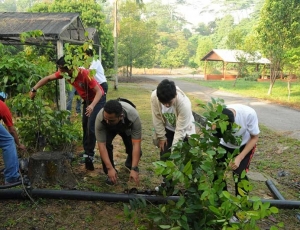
left=194, top=22, right=213, bottom=36
left=160, top=32, right=189, bottom=71
left=195, top=36, right=214, bottom=69
left=226, top=28, right=245, bottom=49
left=118, top=0, right=157, bottom=77
left=144, top=0, right=185, bottom=33
left=256, top=0, right=300, bottom=95
left=214, top=15, right=235, bottom=48
left=30, top=0, right=114, bottom=69
left=0, top=44, right=54, bottom=97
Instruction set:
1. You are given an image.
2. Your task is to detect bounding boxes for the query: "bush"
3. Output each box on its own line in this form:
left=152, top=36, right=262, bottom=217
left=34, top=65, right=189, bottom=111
left=124, top=98, right=283, bottom=230
left=7, top=94, right=81, bottom=153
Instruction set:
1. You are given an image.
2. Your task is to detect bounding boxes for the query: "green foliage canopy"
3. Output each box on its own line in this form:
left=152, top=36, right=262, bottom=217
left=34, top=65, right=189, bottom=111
left=30, top=0, right=114, bottom=70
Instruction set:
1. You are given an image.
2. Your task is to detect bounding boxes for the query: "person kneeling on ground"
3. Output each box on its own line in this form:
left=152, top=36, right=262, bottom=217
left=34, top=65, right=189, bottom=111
left=95, top=99, right=142, bottom=186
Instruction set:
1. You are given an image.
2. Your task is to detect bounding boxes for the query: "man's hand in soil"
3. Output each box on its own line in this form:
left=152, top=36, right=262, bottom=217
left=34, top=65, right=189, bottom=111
left=129, top=171, right=140, bottom=186
left=108, top=168, right=118, bottom=184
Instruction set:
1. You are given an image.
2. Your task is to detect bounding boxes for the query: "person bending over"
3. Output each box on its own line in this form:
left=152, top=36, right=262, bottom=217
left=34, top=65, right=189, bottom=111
left=215, top=105, right=260, bottom=196
left=29, top=56, right=104, bottom=171
left=95, top=99, right=142, bottom=186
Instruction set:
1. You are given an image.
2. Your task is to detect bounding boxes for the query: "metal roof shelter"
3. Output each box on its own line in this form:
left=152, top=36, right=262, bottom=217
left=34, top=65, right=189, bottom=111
left=0, top=12, right=100, bottom=109
left=201, top=49, right=271, bottom=80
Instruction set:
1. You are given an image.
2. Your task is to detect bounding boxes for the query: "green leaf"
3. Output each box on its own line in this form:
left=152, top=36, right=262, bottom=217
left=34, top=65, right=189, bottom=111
left=237, top=187, right=245, bottom=196
left=222, top=191, right=231, bottom=199
left=183, top=160, right=192, bottom=175
left=176, top=196, right=185, bottom=208
left=277, top=222, right=284, bottom=227
left=270, top=206, right=279, bottom=214
left=170, top=153, right=181, bottom=159
left=209, top=206, right=221, bottom=215
left=170, top=227, right=181, bottom=230
left=153, top=161, right=167, bottom=167
left=159, top=225, right=171, bottom=229
left=207, top=150, right=216, bottom=156
left=161, top=206, right=166, bottom=213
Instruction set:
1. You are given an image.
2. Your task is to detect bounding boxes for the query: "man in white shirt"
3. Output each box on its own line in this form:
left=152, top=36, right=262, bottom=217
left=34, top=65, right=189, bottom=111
left=215, top=105, right=260, bottom=196
left=86, top=49, right=108, bottom=104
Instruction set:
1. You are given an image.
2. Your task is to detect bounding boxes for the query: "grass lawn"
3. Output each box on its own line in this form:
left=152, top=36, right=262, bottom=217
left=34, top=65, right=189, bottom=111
left=1, top=78, right=300, bottom=229
left=180, top=78, right=300, bottom=110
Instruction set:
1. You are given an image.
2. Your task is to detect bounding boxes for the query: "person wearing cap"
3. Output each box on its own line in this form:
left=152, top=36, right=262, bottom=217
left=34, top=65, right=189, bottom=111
left=215, top=105, right=260, bottom=196
left=0, top=92, right=25, bottom=184
left=29, top=56, right=104, bottom=171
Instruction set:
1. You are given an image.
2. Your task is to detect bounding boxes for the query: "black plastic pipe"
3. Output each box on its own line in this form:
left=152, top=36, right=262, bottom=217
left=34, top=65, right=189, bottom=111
left=0, top=189, right=300, bottom=209
left=259, top=199, right=300, bottom=209
left=266, top=179, right=285, bottom=200
left=0, top=189, right=179, bottom=204
left=0, top=181, right=22, bottom=189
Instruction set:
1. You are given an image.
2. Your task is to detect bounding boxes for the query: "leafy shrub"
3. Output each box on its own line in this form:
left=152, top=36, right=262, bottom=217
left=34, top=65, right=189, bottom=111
left=124, top=98, right=283, bottom=230
left=0, top=44, right=55, bottom=97
left=7, top=94, right=81, bottom=153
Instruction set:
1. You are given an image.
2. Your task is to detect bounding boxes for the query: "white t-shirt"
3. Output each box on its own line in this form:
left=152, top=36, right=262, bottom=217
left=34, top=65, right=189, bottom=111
left=90, top=60, right=106, bottom=84
left=161, top=105, right=176, bottom=132
left=220, top=104, right=260, bottom=148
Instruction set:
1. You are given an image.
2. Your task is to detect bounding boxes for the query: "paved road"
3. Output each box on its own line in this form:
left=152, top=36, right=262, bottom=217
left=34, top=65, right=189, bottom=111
left=141, top=75, right=300, bottom=141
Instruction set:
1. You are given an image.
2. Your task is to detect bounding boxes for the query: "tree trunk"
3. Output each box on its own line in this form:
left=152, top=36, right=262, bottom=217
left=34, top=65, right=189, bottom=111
left=28, top=151, right=77, bottom=188
left=268, top=61, right=280, bottom=95
left=130, top=63, right=132, bottom=77
left=287, top=80, right=291, bottom=101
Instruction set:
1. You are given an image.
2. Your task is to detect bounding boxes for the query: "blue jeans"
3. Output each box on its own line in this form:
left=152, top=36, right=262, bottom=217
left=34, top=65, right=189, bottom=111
left=67, top=87, right=82, bottom=114
left=0, top=124, right=20, bottom=183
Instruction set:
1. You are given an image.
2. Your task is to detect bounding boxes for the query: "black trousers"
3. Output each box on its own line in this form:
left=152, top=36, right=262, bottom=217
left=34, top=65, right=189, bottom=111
left=100, top=82, right=108, bottom=104
left=217, top=144, right=256, bottom=196
left=101, top=131, right=134, bottom=174
left=82, top=100, right=105, bottom=156
left=160, top=128, right=188, bottom=160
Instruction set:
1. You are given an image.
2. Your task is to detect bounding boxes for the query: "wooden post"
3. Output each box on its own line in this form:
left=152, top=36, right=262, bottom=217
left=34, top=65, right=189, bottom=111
left=223, top=61, right=226, bottom=80
left=204, top=60, right=207, bottom=80
left=57, top=40, right=66, bottom=110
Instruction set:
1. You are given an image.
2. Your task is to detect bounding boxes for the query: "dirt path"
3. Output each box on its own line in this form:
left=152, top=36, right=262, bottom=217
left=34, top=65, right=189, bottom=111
left=137, top=74, right=300, bottom=141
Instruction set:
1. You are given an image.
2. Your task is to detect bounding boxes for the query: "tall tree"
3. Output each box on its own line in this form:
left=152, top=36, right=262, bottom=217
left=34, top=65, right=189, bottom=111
left=213, top=15, right=235, bottom=48
left=144, top=0, right=185, bottom=33
left=160, top=32, right=189, bottom=71
left=195, top=36, right=214, bottom=69
left=118, top=0, right=157, bottom=77
left=256, top=0, right=300, bottom=95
